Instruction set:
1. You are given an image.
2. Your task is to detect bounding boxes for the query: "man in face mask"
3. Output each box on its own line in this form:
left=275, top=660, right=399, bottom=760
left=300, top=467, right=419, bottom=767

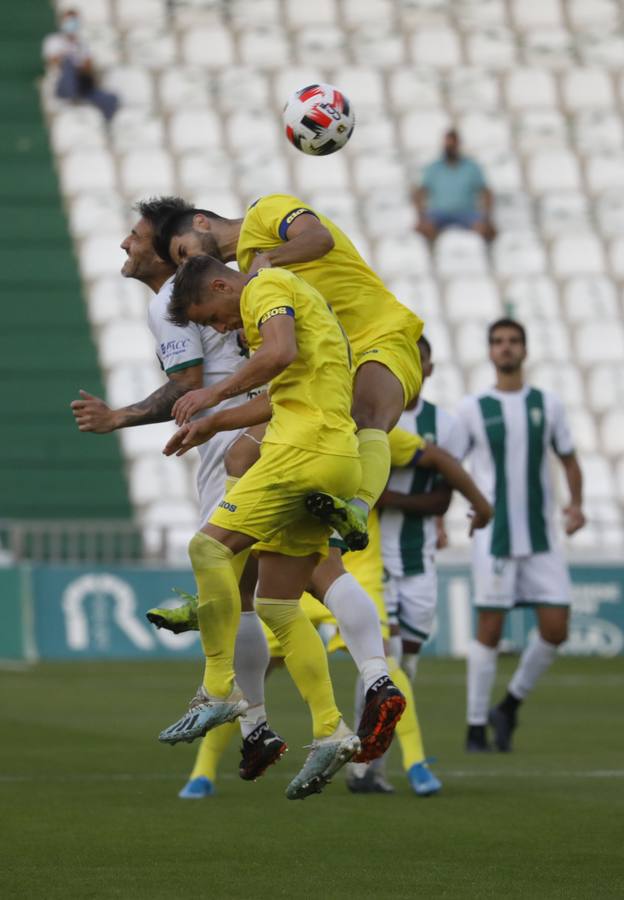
left=42, top=9, right=119, bottom=120
left=414, top=129, right=496, bottom=242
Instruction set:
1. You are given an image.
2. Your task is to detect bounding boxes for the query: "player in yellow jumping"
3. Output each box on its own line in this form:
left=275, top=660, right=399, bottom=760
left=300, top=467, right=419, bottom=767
left=159, top=255, right=375, bottom=800
left=156, top=193, right=424, bottom=549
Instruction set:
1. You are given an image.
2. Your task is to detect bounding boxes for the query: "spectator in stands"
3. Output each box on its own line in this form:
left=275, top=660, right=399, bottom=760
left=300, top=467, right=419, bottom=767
left=414, top=129, right=496, bottom=243
left=42, top=9, right=119, bottom=121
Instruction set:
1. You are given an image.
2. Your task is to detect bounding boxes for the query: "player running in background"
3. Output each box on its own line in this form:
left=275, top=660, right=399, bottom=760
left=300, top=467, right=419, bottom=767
left=70, top=198, right=285, bottom=798
left=160, top=257, right=370, bottom=799
left=156, top=193, right=424, bottom=550
left=456, top=319, right=586, bottom=752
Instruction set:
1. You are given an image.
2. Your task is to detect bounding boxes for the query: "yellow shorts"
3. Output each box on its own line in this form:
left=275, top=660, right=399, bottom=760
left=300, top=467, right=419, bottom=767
left=355, top=321, right=423, bottom=408
left=209, top=442, right=362, bottom=559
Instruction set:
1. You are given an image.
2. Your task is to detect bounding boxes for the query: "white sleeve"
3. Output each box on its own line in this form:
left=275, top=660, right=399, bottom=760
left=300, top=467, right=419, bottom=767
left=147, top=303, right=204, bottom=375
left=549, top=394, right=575, bottom=457
left=453, top=397, right=475, bottom=461
left=437, top=410, right=465, bottom=460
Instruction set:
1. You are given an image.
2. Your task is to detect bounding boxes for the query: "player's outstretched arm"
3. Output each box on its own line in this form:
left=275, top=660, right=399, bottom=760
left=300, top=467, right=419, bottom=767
left=70, top=364, right=203, bottom=432
left=248, top=212, right=334, bottom=274
left=417, top=443, right=493, bottom=533
left=558, top=452, right=586, bottom=535
left=172, top=316, right=297, bottom=425
left=164, top=393, right=272, bottom=457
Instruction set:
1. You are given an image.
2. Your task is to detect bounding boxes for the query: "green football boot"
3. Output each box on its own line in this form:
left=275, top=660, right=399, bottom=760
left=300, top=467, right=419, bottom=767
left=305, top=493, right=369, bottom=551
left=146, top=588, right=199, bottom=634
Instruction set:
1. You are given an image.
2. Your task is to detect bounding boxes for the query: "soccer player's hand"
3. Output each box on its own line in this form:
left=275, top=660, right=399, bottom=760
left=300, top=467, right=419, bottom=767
left=70, top=390, right=118, bottom=433
left=163, top=420, right=217, bottom=457
left=468, top=501, right=494, bottom=535
left=564, top=504, right=586, bottom=535
left=248, top=252, right=272, bottom=275
left=172, top=388, right=219, bottom=425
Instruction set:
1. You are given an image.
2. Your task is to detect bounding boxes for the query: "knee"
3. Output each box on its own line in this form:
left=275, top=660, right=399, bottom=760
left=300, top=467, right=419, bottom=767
left=539, top=626, right=568, bottom=646
left=224, top=435, right=258, bottom=477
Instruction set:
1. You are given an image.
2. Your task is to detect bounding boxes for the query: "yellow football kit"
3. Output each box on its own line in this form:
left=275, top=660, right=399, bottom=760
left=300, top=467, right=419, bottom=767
left=236, top=194, right=424, bottom=406
left=209, top=267, right=361, bottom=558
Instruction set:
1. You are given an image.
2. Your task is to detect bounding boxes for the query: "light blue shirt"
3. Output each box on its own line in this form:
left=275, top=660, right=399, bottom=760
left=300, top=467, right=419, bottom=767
left=421, top=156, right=486, bottom=214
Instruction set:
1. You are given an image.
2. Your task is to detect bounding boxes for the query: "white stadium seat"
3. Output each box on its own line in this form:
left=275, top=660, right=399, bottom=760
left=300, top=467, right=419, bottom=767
left=445, top=277, right=502, bottom=321
left=124, top=27, right=177, bottom=71
left=596, top=192, right=624, bottom=237
left=59, top=149, right=116, bottom=194
left=178, top=152, right=234, bottom=194
left=342, top=0, right=394, bottom=27
left=129, top=457, right=192, bottom=506
left=375, top=234, right=431, bottom=279
left=585, top=154, right=624, bottom=194
left=409, top=27, right=462, bottom=67
left=574, top=322, right=624, bottom=365
left=530, top=363, right=584, bottom=407
left=505, top=68, right=557, bottom=109
left=523, top=28, right=575, bottom=69
left=181, top=26, right=235, bottom=68
left=569, top=0, right=620, bottom=30
left=348, top=116, right=395, bottom=156
left=87, top=278, right=148, bottom=327
left=351, top=27, right=405, bottom=68
left=494, top=192, right=533, bottom=230
left=291, top=152, right=349, bottom=193
left=524, top=320, right=570, bottom=362
left=527, top=150, right=581, bottom=193
left=466, top=27, right=517, bottom=69
left=389, top=68, right=442, bottom=110
left=504, top=276, right=560, bottom=320
left=308, top=190, right=358, bottom=232
left=551, top=234, right=605, bottom=277
left=515, top=109, right=567, bottom=153
left=601, top=411, right=624, bottom=457
left=608, top=236, right=624, bottom=278
left=352, top=154, right=407, bottom=194
left=115, top=0, right=165, bottom=27
left=361, top=190, right=415, bottom=238
left=332, top=68, right=385, bottom=110
left=455, top=321, right=488, bottom=366
left=158, top=69, right=211, bottom=113
left=99, top=321, right=156, bottom=368
left=579, top=31, right=624, bottom=70
left=295, top=26, right=348, bottom=67
left=215, top=68, right=269, bottom=114
left=102, top=66, right=154, bottom=107
left=284, top=0, right=337, bottom=26
left=460, top=112, right=511, bottom=152
left=49, top=107, right=106, bottom=155
left=587, top=364, right=624, bottom=413
left=421, top=363, right=465, bottom=408
left=572, top=111, right=624, bottom=154
left=467, top=361, right=496, bottom=394
left=110, top=110, right=165, bottom=153
left=239, top=27, right=291, bottom=68
left=58, top=0, right=112, bottom=26
left=169, top=109, right=222, bottom=153
left=229, top=0, right=282, bottom=28
left=79, top=235, right=126, bottom=280
left=493, top=231, right=546, bottom=277
left=510, top=0, right=563, bottom=30
left=434, top=230, right=489, bottom=277
left=566, top=407, right=598, bottom=453
left=423, top=318, right=453, bottom=364
left=106, top=364, right=162, bottom=409
left=69, top=193, right=126, bottom=241
left=400, top=110, right=451, bottom=156
left=537, top=192, right=590, bottom=237
left=238, top=152, right=290, bottom=199
left=447, top=68, right=500, bottom=112
left=579, top=454, right=615, bottom=501
left=387, top=277, right=441, bottom=320
left=119, top=149, right=175, bottom=197
left=192, top=190, right=242, bottom=219
left=562, top=276, right=618, bottom=321
left=561, top=68, right=615, bottom=112
left=455, top=0, right=507, bottom=28
left=478, top=149, right=523, bottom=192
left=273, top=68, right=332, bottom=104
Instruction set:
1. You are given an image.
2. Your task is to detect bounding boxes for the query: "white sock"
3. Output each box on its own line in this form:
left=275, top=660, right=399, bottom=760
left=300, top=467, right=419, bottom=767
left=402, top=652, right=419, bottom=683
left=467, top=639, right=498, bottom=725
left=234, top=611, right=269, bottom=709
left=324, top=573, right=387, bottom=691
left=387, top=634, right=403, bottom=665
left=239, top=703, right=268, bottom=739
left=508, top=633, right=558, bottom=700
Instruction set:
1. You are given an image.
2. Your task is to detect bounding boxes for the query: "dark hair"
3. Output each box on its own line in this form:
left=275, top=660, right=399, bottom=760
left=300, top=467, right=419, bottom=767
left=154, top=207, right=226, bottom=264
left=418, top=334, right=432, bottom=359
left=134, top=196, right=193, bottom=240
left=488, top=317, right=527, bottom=346
left=167, top=255, right=227, bottom=326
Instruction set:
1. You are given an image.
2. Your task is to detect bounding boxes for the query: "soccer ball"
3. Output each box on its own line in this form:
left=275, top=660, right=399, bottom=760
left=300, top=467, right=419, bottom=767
left=283, top=84, right=355, bottom=156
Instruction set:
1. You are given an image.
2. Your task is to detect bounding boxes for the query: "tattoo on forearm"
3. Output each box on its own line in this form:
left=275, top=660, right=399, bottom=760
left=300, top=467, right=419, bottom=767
left=117, top=380, right=190, bottom=427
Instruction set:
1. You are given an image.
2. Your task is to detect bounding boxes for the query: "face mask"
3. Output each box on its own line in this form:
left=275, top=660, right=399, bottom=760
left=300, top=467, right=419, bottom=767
left=61, top=16, right=80, bottom=35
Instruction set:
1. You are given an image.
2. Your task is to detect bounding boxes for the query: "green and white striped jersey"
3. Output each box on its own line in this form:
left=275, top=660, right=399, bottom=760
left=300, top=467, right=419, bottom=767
left=456, top=386, right=574, bottom=558
left=381, top=398, right=462, bottom=577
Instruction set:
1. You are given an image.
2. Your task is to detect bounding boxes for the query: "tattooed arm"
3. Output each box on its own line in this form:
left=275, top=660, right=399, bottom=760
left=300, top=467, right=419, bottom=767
left=71, top=364, right=203, bottom=433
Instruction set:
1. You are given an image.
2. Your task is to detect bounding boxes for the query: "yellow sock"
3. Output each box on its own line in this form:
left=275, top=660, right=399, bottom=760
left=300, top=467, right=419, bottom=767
left=190, top=722, right=238, bottom=781
left=256, top=597, right=341, bottom=739
left=189, top=531, right=241, bottom=698
left=388, top=659, right=425, bottom=769
left=355, top=428, right=392, bottom=509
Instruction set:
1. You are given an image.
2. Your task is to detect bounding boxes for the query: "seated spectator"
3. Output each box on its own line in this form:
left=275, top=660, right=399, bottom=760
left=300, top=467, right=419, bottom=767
left=414, top=129, right=496, bottom=242
left=42, top=9, right=119, bottom=121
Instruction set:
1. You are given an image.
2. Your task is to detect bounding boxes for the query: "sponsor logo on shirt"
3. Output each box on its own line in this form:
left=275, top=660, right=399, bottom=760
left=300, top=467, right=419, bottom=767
left=160, top=338, right=191, bottom=357
left=218, top=500, right=237, bottom=512
left=530, top=408, right=543, bottom=426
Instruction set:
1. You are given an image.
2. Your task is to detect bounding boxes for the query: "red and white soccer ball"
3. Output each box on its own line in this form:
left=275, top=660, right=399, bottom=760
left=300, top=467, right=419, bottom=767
left=283, top=84, right=355, bottom=156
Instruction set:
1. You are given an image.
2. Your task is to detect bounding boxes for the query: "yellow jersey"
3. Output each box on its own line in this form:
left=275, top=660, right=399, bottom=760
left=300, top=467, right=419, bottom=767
left=236, top=194, right=424, bottom=359
left=240, top=267, right=358, bottom=459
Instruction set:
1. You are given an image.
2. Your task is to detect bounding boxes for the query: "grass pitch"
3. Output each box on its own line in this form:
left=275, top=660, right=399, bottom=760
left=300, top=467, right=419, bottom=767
left=1, top=655, right=623, bottom=899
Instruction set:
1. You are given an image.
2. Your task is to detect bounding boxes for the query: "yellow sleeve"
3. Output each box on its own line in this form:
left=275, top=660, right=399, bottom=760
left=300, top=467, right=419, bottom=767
left=388, top=427, right=426, bottom=467
left=247, top=272, right=296, bottom=329
left=255, top=194, right=319, bottom=242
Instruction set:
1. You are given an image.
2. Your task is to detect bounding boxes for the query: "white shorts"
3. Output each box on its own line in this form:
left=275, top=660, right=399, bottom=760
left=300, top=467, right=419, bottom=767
left=196, top=427, right=244, bottom=526
left=384, top=555, right=437, bottom=642
left=472, top=544, right=571, bottom=610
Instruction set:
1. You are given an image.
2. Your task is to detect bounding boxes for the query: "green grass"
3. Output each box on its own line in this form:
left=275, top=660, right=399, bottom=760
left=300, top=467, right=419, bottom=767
left=1, top=656, right=623, bottom=899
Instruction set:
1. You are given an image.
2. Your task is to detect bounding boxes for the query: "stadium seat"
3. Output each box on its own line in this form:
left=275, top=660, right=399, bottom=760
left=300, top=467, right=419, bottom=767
left=178, top=152, right=234, bottom=194
left=361, top=191, right=415, bottom=238
left=181, top=26, right=235, bottom=68
left=292, top=152, right=349, bottom=193
left=332, top=67, right=385, bottom=110
left=49, top=107, right=106, bottom=155
left=351, top=27, right=404, bottom=68
left=348, top=116, right=395, bottom=156
left=106, top=363, right=162, bottom=409
left=454, top=0, right=508, bottom=28
left=579, top=31, right=624, bottom=69
left=124, top=27, right=177, bottom=71
left=588, top=364, right=624, bottom=413
left=115, top=0, right=165, bottom=27
left=515, top=109, right=567, bottom=153
left=68, top=192, right=126, bottom=241
left=309, top=190, right=358, bottom=232
left=523, top=28, right=575, bottom=69
left=493, top=231, right=546, bottom=276
left=284, top=0, right=337, bottom=26
left=409, top=27, right=462, bottom=67
left=505, top=69, right=557, bottom=109
left=568, top=0, right=620, bottom=30
left=609, top=236, right=624, bottom=277
left=294, top=26, right=347, bottom=67
left=572, top=110, right=624, bottom=154
left=579, top=454, right=615, bottom=501
left=456, top=320, right=489, bottom=365
left=504, top=275, right=560, bottom=319
left=421, top=362, right=465, bottom=408
left=102, top=66, right=154, bottom=107
left=119, top=149, right=175, bottom=197
left=79, top=234, right=126, bottom=280
left=561, top=68, right=615, bottom=112
left=527, top=150, right=582, bottom=194
left=159, top=68, right=211, bottom=113
left=494, top=192, right=534, bottom=230
left=342, top=0, right=394, bottom=27
left=466, top=26, right=517, bottom=69
left=129, top=456, right=192, bottom=505
left=422, top=317, right=453, bottom=363
left=447, top=68, right=500, bottom=112
left=434, top=230, right=489, bottom=277
left=524, top=320, right=571, bottom=362
left=445, top=277, right=502, bottom=321
left=57, top=0, right=112, bottom=26
left=375, top=234, right=430, bottom=278
left=460, top=112, right=511, bottom=152
left=87, top=278, right=147, bottom=326
left=478, top=149, right=523, bottom=192
left=551, top=234, right=605, bottom=277
left=537, top=191, right=590, bottom=237
left=562, top=276, right=618, bottom=321
left=110, top=110, right=165, bottom=153
left=530, top=363, right=584, bottom=406
left=467, top=361, right=496, bottom=394
left=600, top=410, right=624, bottom=457
left=273, top=68, right=333, bottom=104
left=387, top=276, right=441, bottom=320
left=510, top=0, right=563, bottom=30
left=169, top=109, right=222, bottom=152
left=596, top=191, right=624, bottom=237
left=99, top=321, right=156, bottom=367
left=238, top=152, right=290, bottom=199
left=389, top=67, right=442, bottom=111
left=59, top=149, right=116, bottom=194
left=352, top=153, right=407, bottom=193
left=229, top=0, right=282, bottom=28
left=238, top=27, right=291, bottom=68
left=585, top=154, right=624, bottom=194
left=574, top=321, right=624, bottom=365
left=566, top=407, right=598, bottom=453
left=400, top=110, right=451, bottom=157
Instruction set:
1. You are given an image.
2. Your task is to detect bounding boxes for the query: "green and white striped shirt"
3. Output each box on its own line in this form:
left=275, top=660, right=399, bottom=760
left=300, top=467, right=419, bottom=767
left=381, top=398, right=462, bottom=577
left=456, top=386, right=574, bottom=558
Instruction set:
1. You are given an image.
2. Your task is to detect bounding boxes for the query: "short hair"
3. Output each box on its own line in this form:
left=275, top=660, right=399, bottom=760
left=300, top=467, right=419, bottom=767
left=488, top=317, right=527, bottom=346
left=418, top=334, right=432, bottom=359
left=154, top=207, right=226, bottom=265
left=133, top=196, right=193, bottom=256
left=167, top=255, right=228, bottom=326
